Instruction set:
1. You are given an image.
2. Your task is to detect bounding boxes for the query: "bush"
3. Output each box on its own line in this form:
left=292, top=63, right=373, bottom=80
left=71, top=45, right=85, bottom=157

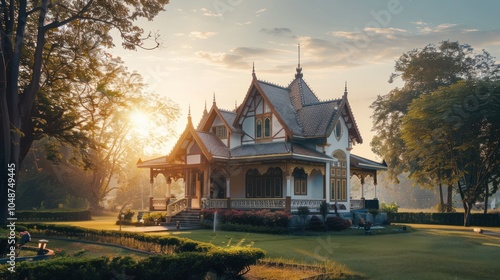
left=120, top=209, right=135, bottom=221
left=325, top=216, right=351, bottom=231
left=308, top=215, right=325, bottom=231
left=0, top=248, right=266, bottom=280
left=141, top=212, right=166, bottom=223
left=16, top=210, right=92, bottom=221
left=380, top=202, right=399, bottom=213
left=200, top=209, right=291, bottom=228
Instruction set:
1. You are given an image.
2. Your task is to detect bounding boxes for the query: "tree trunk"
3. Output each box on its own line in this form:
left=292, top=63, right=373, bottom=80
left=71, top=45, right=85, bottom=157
left=447, top=185, right=453, bottom=212
left=484, top=184, right=489, bottom=215
left=464, top=201, right=473, bottom=227
left=438, top=183, right=444, bottom=212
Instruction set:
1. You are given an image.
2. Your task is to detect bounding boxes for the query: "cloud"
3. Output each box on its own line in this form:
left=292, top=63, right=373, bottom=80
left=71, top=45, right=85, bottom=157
left=189, top=31, right=217, bottom=39
left=260, top=27, right=293, bottom=37
left=237, top=21, right=252, bottom=26
left=256, top=8, right=267, bottom=14
left=199, top=7, right=222, bottom=17
left=196, top=47, right=279, bottom=69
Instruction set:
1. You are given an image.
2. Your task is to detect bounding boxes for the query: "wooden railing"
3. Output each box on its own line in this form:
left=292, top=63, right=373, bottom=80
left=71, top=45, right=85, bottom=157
left=230, top=198, right=286, bottom=209
left=151, top=198, right=167, bottom=211
left=290, top=199, right=325, bottom=209
left=207, top=198, right=229, bottom=209
left=167, top=198, right=188, bottom=216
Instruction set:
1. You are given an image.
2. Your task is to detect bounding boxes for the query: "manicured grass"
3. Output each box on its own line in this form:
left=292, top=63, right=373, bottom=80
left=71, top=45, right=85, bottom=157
left=36, top=214, right=500, bottom=280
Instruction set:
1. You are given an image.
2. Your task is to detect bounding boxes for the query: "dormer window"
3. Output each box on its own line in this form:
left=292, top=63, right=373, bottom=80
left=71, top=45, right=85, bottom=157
left=256, top=119, right=262, bottom=138
left=212, top=125, right=227, bottom=139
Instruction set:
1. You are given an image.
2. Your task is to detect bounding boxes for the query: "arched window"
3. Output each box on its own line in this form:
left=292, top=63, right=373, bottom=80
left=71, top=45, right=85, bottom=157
left=256, top=119, right=262, bottom=138
left=331, top=150, right=347, bottom=201
left=264, top=117, right=271, bottom=138
left=293, top=168, right=307, bottom=195
left=335, top=120, right=343, bottom=141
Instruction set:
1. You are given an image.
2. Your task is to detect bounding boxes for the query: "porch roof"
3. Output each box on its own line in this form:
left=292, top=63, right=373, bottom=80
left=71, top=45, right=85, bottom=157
left=350, top=154, right=387, bottom=171
left=230, top=142, right=332, bottom=161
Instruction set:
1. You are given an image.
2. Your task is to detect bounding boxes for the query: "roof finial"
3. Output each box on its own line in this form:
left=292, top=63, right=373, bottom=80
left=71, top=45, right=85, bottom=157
left=295, top=44, right=303, bottom=79
left=235, top=100, right=238, bottom=110
left=204, top=100, right=208, bottom=113
left=252, top=62, right=256, bottom=79
left=213, top=92, right=216, bottom=105
left=344, top=81, right=348, bottom=95
left=188, top=104, right=192, bottom=124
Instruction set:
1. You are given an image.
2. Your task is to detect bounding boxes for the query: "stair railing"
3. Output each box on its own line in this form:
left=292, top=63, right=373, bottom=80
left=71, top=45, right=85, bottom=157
left=167, top=198, right=188, bottom=217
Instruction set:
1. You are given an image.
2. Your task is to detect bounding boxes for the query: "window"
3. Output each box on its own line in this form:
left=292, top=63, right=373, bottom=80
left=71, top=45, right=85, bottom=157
left=212, top=125, right=227, bottom=139
left=256, top=119, right=262, bottom=138
left=293, top=168, right=307, bottom=195
left=334, top=120, right=342, bottom=141
left=331, top=150, right=347, bottom=201
left=246, top=168, right=282, bottom=198
left=264, top=117, right=271, bottom=138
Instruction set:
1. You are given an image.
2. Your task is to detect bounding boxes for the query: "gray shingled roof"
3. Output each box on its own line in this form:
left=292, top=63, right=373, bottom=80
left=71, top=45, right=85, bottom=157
left=230, top=141, right=331, bottom=161
left=196, top=131, right=230, bottom=158
left=350, top=154, right=387, bottom=170
left=297, top=100, right=341, bottom=137
left=219, top=109, right=244, bottom=134
left=288, top=78, right=320, bottom=110
left=257, top=81, right=303, bottom=136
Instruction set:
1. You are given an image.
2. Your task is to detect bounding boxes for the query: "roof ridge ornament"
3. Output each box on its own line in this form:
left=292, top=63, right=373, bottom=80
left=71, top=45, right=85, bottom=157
left=252, top=62, right=256, bottom=79
left=344, top=81, right=348, bottom=96
left=213, top=92, right=216, bottom=105
left=295, top=44, right=303, bottom=79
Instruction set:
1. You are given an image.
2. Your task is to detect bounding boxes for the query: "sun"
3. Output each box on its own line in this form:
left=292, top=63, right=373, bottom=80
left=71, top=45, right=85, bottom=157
left=129, top=110, right=150, bottom=137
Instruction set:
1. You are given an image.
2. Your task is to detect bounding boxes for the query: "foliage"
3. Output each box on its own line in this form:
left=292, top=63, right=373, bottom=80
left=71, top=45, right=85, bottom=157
left=201, top=222, right=290, bottom=234
left=0, top=247, right=266, bottom=280
left=16, top=210, right=92, bottom=221
left=119, top=209, right=135, bottom=221
left=319, top=201, right=330, bottom=222
left=325, top=216, right=352, bottom=231
left=371, top=41, right=500, bottom=183
left=380, top=202, right=399, bottom=213
left=141, top=212, right=167, bottom=223
left=201, top=209, right=291, bottom=228
left=308, top=215, right=325, bottom=231
left=387, top=212, right=500, bottom=226
left=401, top=80, right=500, bottom=225
left=0, top=0, right=171, bottom=221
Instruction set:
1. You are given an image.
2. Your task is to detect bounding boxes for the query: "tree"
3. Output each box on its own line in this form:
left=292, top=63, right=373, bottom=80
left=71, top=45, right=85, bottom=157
left=371, top=41, right=500, bottom=212
left=1, top=1, right=169, bottom=220
left=401, top=80, right=500, bottom=226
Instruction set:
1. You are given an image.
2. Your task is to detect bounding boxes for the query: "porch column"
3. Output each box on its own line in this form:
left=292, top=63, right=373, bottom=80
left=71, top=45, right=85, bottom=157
left=325, top=162, right=331, bottom=202
left=373, top=172, right=378, bottom=200
left=360, top=176, right=365, bottom=199
left=286, top=175, right=292, bottom=197
left=226, top=177, right=230, bottom=198
left=166, top=177, right=172, bottom=198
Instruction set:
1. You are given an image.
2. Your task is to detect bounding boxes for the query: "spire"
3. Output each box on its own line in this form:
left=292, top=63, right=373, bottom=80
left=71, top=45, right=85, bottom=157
left=344, top=81, right=348, bottom=96
left=187, top=104, right=192, bottom=124
left=295, top=44, right=303, bottom=79
left=252, top=62, right=256, bottom=79
left=234, top=100, right=238, bottom=110
left=203, top=100, right=208, bottom=114
left=213, top=92, right=216, bottom=106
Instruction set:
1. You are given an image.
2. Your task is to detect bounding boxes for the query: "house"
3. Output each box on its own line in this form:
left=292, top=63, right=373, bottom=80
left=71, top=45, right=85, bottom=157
left=137, top=62, right=386, bottom=217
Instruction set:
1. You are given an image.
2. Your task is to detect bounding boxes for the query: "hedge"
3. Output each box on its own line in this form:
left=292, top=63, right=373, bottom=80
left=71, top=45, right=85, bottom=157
left=20, top=223, right=215, bottom=255
left=16, top=210, right=92, bottom=221
left=201, top=209, right=291, bottom=228
left=0, top=247, right=266, bottom=280
left=387, top=212, right=500, bottom=226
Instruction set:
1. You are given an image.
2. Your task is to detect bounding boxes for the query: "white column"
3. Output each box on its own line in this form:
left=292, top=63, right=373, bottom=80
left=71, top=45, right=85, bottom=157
left=286, top=175, right=292, bottom=197
left=325, top=162, right=331, bottom=202
left=226, top=177, right=231, bottom=198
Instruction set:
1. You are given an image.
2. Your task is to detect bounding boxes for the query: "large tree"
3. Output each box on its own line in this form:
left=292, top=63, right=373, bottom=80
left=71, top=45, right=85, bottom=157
left=371, top=41, right=500, bottom=211
left=1, top=0, right=169, bottom=221
left=401, top=80, right=500, bottom=226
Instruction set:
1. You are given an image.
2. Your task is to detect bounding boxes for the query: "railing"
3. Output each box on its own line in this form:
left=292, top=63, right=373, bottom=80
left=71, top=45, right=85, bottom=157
left=167, top=198, right=188, bottom=216
left=230, top=198, right=286, bottom=209
left=151, top=198, right=167, bottom=211
left=290, top=199, right=325, bottom=209
left=350, top=199, right=365, bottom=210
left=207, top=198, right=229, bottom=209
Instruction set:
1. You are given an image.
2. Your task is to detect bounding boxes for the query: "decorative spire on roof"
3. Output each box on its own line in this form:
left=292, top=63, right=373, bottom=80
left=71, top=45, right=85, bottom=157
left=235, top=100, right=238, bottom=110
left=252, top=62, right=256, bottom=79
left=213, top=92, right=216, bottom=106
left=344, top=81, right=348, bottom=96
left=295, top=44, right=303, bottom=79
left=204, top=100, right=208, bottom=113
left=187, top=104, right=192, bottom=124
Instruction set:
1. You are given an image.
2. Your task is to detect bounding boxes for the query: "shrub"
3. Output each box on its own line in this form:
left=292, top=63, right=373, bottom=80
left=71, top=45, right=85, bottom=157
left=380, top=202, right=399, bottom=213
left=308, top=215, right=325, bottom=231
left=120, top=209, right=135, bottom=221
left=325, top=216, right=351, bottom=231
left=141, top=212, right=166, bottom=223
left=200, top=209, right=291, bottom=229
left=319, top=201, right=330, bottom=221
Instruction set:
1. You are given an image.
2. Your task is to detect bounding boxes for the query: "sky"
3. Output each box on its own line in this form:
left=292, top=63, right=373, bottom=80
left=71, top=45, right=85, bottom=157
left=109, top=0, right=500, bottom=161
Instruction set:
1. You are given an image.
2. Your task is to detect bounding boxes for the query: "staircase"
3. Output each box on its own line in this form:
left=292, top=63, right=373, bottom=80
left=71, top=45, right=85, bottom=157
left=166, top=209, right=202, bottom=229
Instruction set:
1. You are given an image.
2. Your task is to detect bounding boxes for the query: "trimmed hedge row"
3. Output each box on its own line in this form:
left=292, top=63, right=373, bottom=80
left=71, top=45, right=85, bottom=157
left=387, top=212, right=500, bottom=226
left=0, top=247, right=266, bottom=279
left=16, top=210, right=92, bottom=221
left=21, top=223, right=214, bottom=254
left=202, top=209, right=291, bottom=228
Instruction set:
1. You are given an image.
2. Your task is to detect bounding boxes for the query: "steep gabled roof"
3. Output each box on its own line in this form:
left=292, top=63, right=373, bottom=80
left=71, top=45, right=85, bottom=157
left=297, top=100, right=341, bottom=137
left=230, top=142, right=332, bottom=161
left=199, top=103, right=244, bottom=134
left=287, top=77, right=320, bottom=110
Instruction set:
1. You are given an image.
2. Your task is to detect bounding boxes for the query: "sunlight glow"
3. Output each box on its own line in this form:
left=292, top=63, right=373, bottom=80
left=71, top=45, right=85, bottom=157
left=129, top=110, right=151, bottom=138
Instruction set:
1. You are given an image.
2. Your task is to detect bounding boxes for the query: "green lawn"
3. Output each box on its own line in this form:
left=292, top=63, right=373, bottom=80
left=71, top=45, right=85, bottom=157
left=35, top=215, right=500, bottom=280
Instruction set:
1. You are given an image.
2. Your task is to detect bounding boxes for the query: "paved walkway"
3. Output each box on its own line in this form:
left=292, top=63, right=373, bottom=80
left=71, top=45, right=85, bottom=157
left=124, top=225, right=201, bottom=233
